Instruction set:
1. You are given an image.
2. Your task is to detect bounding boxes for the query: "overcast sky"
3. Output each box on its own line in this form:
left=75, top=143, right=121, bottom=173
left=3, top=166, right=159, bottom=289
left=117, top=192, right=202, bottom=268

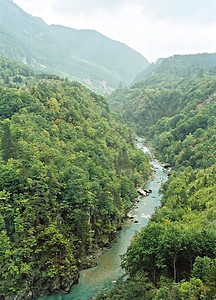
left=13, top=0, right=216, bottom=62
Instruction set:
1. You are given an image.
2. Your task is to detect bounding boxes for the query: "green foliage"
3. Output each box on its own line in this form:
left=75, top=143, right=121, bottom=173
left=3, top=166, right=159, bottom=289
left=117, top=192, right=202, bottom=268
left=0, top=58, right=150, bottom=298
left=136, top=53, right=216, bottom=82
left=108, top=72, right=216, bottom=135
left=100, top=164, right=216, bottom=298
left=103, top=61, right=216, bottom=300
left=96, top=272, right=156, bottom=300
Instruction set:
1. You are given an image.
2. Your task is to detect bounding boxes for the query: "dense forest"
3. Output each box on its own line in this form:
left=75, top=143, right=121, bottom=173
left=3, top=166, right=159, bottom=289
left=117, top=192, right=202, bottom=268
left=1, top=2, right=216, bottom=300
left=99, top=65, right=216, bottom=299
left=0, top=57, right=150, bottom=299
left=1, top=48, right=216, bottom=300
left=135, top=53, right=216, bottom=82
left=108, top=72, right=216, bottom=134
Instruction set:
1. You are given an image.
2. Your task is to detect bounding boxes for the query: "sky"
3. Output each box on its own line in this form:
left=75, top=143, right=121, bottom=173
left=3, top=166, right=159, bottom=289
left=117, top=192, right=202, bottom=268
left=13, top=0, right=216, bottom=62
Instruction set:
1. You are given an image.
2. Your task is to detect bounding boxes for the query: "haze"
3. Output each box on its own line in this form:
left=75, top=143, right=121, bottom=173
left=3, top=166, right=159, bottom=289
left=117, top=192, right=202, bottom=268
left=13, top=0, right=216, bottom=62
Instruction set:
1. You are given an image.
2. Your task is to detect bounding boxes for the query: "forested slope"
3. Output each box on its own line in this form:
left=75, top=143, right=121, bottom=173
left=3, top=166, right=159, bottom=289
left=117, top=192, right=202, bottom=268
left=0, top=57, right=150, bottom=299
left=135, top=53, right=216, bottom=82
left=0, top=0, right=149, bottom=92
left=100, top=69, right=216, bottom=299
left=108, top=73, right=216, bottom=134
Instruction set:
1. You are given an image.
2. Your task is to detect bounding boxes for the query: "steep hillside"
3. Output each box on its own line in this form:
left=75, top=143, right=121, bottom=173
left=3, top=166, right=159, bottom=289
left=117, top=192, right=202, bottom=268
left=135, top=53, right=216, bottom=82
left=108, top=72, right=216, bottom=134
left=0, top=0, right=149, bottom=92
left=0, top=57, right=150, bottom=299
left=99, top=70, right=216, bottom=299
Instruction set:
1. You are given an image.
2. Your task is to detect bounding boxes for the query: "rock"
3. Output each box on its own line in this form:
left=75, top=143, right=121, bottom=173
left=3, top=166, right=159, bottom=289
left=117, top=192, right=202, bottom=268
left=144, top=189, right=152, bottom=194
left=167, top=169, right=172, bottom=176
left=163, top=163, right=171, bottom=169
left=127, top=212, right=134, bottom=219
left=126, top=276, right=130, bottom=281
left=137, top=188, right=147, bottom=196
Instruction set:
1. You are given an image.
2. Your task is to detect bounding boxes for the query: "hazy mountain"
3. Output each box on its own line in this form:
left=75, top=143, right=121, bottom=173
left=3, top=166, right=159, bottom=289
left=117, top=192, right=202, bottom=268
left=135, top=53, right=216, bottom=82
left=0, top=0, right=149, bottom=92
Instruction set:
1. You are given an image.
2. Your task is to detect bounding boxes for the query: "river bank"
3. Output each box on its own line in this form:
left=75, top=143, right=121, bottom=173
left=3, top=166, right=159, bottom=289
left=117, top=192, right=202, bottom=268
left=37, top=137, right=168, bottom=300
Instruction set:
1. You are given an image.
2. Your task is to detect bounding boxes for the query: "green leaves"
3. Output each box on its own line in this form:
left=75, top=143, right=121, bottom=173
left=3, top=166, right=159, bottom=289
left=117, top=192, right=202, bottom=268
left=98, top=64, right=216, bottom=300
left=0, top=63, right=150, bottom=297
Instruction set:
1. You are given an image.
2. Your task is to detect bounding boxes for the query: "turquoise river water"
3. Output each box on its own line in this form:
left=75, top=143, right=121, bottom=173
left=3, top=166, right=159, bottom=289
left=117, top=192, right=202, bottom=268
left=38, top=138, right=168, bottom=300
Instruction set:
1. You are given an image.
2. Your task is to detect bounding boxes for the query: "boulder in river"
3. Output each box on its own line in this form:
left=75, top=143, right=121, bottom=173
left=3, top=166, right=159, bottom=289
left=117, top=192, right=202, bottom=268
left=163, top=163, right=171, bottom=169
left=137, top=188, right=147, bottom=196
left=144, top=189, right=152, bottom=194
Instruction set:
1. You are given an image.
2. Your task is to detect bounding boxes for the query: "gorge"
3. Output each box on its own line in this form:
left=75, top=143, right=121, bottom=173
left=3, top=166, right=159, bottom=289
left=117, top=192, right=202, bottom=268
left=38, top=138, right=168, bottom=300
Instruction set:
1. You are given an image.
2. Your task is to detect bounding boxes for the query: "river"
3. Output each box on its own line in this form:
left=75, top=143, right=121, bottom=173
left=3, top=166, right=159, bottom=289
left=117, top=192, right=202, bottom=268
left=38, top=137, right=168, bottom=300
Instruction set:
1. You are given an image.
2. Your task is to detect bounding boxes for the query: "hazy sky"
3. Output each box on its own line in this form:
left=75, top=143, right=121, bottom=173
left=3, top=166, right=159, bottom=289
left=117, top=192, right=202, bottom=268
left=13, top=0, right=216, bottom=62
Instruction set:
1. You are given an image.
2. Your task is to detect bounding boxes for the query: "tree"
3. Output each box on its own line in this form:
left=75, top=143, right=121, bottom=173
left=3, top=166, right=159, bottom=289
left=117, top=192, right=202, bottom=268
left=123, top=223, right=164, bottom=284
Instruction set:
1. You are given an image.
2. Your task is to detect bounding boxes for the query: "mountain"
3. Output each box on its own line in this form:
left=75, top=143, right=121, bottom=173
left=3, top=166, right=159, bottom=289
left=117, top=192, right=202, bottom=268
left=99, top=70, right=216, bottom=300
left=108, top=71, right=216, bottom=134
left=135, top=53, right=216, bottom=82
left=108, top=52, right=216, bottom=134
left=0, top=0, right=149, bottom=92
left=0, top=56, right=150, bottom=298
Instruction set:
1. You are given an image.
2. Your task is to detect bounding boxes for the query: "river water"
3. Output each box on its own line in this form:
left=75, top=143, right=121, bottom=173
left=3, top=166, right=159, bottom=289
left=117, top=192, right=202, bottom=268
left=38, top=138, right=168, bottom=300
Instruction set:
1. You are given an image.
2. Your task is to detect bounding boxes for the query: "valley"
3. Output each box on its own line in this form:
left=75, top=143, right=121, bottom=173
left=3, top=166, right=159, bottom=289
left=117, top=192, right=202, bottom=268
left=37, top=139, right=168, bottom=300
left=0, top=1, right=216, bottom=299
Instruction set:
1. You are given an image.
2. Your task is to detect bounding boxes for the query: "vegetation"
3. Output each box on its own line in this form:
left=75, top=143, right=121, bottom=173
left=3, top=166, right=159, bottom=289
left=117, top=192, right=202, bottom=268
left=108, top=72, right=216, bottom=134
left=101, top=66, right=216, bottom=299
left=0, top=57, right=150, bottom=299
left=0, top=0, right=149, bottom=92
left=135, top=53, right=216, bottom=82
left=98, top=165, right=216, bottom=299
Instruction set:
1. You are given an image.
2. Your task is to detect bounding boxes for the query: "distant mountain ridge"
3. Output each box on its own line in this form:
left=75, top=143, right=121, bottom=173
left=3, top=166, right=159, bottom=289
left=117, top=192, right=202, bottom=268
left=0, top=0, right=149, bottom=92
left=135, top=53, right=216, bottom=82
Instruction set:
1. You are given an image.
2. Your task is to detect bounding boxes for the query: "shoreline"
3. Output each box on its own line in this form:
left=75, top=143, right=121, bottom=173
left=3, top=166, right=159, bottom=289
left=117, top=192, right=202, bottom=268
left=36, top=138, right=164, bottom=299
